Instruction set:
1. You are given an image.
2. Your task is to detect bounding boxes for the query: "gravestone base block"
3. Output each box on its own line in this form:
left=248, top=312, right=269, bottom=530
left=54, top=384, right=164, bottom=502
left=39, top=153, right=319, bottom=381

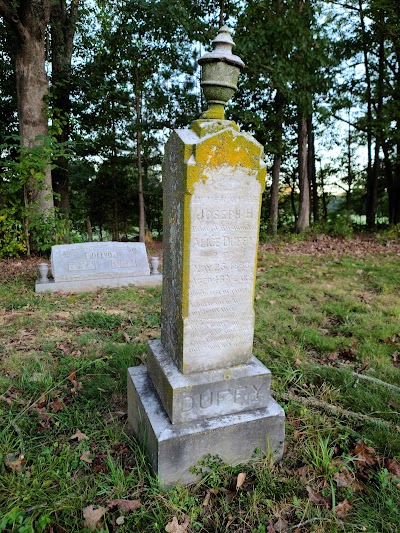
left=146, top=339, right=272, bottom=424
left=127, top=365, right=285, bottom=487
left=35, top=274, right=162, bottom=294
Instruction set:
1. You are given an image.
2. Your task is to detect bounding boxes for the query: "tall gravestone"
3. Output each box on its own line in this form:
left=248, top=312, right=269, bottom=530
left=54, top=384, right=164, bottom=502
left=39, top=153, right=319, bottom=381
left=127, top=26, right=285, bottom=486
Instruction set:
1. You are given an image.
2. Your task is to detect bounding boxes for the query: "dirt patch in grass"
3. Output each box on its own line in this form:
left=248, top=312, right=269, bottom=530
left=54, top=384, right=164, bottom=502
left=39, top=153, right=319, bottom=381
left=260, top=234, right=400, bottom=257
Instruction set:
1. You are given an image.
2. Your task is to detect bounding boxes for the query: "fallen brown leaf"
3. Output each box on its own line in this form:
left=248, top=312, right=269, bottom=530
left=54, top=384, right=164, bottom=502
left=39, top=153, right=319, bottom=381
left=335, top=499, right=352, bottom=517
left=48, top=399, right=64, bottom=413
left=107, top=499, right=141, bottom=512
left=273, top=517, right=289, bottom=532
left=70, top=429, right=89, bottom=442
left=4, top=453, right=25, bottom=472
left=0, top=395, right=12, bottom=405
left=82, top=505, right=107, bottom=530
left=333, top=468, right=363, bottom=491
left=80, top=451, right=93, bottom=464
left=352, top=441, right=376, bottom=466
left=306, top=485, right=330, bottom=509
left=67, top=368, right=77, bottom=382
left=35, top=394, right=47, bottom=409
left=388, top=399, right=400, bottom=411
left=202, top=491, right=211, bottom=507
left=236, top=472, right=246, bottom=489
left=70, top=380, right=83, bottom=395
left=165, top=514, right=189, bottom=532
left=387, top=458, right=400, bottom=478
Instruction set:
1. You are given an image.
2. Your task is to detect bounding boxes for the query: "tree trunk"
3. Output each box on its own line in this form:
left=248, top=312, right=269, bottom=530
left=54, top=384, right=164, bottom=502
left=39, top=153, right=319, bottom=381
left=383, top=143, right=394, bottom=224
left=307, top=114, right=318, bottom=223
left=346, top=109, right=352, bottom=214
left=86, top=217, right=93, bottom=241
left=295, top=115, right=310, bottom=232
left=110, top=96, right=119, bottom=241
left=219, top=0, right=225, bottom=26
left=391, top=47, right=400, bottom=224
left=135, top=68, right=146, bottom=243
left=0, top=0, right=54, bottom=252
left=290, top=175, right=297, bottom=221
left=319, top=163, right=328, bottom=222
left=50, top=0, right=80, bottom=222
left=268, top=89, right=284, bottom=235
left=358, top=0, right=374, bottom=229
left=370, top=18, right=385, bottom=227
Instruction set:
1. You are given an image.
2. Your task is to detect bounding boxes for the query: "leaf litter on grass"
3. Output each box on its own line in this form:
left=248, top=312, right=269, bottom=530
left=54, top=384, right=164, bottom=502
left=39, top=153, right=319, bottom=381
left=1, top=240, right=400, bottom=531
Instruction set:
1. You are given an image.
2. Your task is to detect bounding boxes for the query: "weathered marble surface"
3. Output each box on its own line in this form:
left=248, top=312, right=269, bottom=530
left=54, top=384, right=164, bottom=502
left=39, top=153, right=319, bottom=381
left=161, top=120, right=266, bottom=374
left=146, top=339, right=271, bottom=424
left=127, top=366, right=285, bottom=486
left=51, top=242, right=150, bottom=282
left=128, top=113, right=284, bottom=485
left=35, top=274, right=161, bottom=294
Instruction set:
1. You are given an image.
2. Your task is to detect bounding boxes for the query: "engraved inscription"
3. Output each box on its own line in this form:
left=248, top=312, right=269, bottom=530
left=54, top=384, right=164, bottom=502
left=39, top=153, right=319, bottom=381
left=112, top=259, right=137, bottom=268
left=194, top=207, right=255, bottom=221
left=185, top=166, right=262, bottom=365
left=63, top=250, right=74, bottom=258
left=180, top=382, right=269, bottom=412
left=51, top=242, right=150, bottom=282
left=193, top=261, right=251, bottom=274
left=68, top=261, right=96, bottom=271
left=85, top=251, right=117, bottom=259
left=192, top=235, right=256, bottom=248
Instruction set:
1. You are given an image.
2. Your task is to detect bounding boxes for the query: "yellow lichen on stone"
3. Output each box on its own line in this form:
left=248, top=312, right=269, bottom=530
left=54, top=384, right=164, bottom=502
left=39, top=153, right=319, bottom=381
left=168, top=121, right=267, bottom=372
left=185, top=123, right=266, bottom=195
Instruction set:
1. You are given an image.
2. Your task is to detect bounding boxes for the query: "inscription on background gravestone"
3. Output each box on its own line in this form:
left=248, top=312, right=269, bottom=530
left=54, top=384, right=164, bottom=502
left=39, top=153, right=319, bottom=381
left=51, top=242, right=150, bottom=282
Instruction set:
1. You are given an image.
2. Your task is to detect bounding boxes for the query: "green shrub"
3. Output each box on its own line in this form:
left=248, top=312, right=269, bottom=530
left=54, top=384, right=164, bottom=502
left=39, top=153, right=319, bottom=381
left=313, top=215, right=354, bottom=238
left=0, top=209, right=27, bottom=257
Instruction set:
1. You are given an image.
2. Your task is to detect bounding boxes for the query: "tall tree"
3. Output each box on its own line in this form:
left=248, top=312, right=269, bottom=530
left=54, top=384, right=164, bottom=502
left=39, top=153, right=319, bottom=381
left=235, top=0, right=333, bottom=234
left=295, top=115, right=310, bottom=231
left=357, top=0, right=375, bottom=229
left=0, top=0, right=54, bottom=251
left=50, top=0, right=81, bottom=220
left=72, top=0, right=201, bottom=240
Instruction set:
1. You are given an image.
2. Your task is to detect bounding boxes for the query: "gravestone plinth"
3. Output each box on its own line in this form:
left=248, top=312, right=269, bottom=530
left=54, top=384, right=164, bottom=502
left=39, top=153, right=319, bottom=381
left=35, top=242, right=161, bottom=293
left=127, top=26, right=284, bottom=486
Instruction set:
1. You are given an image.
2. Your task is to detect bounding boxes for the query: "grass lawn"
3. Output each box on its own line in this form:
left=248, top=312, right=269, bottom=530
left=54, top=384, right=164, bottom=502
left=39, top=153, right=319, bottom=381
left=0, top=236, right=400, bottom=532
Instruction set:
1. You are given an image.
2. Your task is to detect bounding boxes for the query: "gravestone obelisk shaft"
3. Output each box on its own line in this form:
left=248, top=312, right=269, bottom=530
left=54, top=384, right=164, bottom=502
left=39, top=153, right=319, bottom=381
left=127, top=26, right=285, bottom=486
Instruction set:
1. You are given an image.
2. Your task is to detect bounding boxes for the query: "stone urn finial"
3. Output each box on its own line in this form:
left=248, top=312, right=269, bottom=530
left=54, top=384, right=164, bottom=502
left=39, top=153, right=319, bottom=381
left=198, top=25, right=245, bottom=120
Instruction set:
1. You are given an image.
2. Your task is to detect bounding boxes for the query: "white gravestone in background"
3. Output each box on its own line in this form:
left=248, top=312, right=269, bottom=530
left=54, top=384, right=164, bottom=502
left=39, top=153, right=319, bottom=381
left=51, top=242, right=150, bottom=281
left=35, top=242, right=161, bottom=293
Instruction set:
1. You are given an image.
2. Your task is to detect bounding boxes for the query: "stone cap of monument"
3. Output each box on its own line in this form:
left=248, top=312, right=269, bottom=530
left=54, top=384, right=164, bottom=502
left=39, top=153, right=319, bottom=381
left=198, top=25, right=245, bottom=70
left=198, top=26, right=245, bottom=120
